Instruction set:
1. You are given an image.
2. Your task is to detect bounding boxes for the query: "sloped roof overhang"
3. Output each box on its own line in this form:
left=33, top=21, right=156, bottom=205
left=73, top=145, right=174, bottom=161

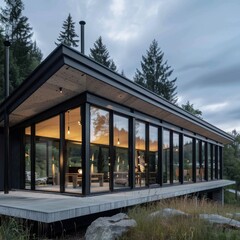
left=0, top=45, right=233, bottom=144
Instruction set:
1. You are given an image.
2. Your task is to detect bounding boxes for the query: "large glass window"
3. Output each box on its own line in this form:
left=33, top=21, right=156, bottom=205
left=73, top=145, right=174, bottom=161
left=135, top=121, right=146, bottom=187
left=113, top=115, right=129, bottom=190
left=90, top=107, right=110, bottom=193
left=149, top=126, right=158, bottom=185
left=65, top=108, right=82, bottom=194
left=208, top=143, right=212, bottom=180
left=163, top=129, right=170, bottom=184
left=35, top=115, right=60, bottom=191
left=183, top=136, right=193, bottom=182
left=25, top=127, right=31, bottom=189
left=201, top=142, right=206, bottom=181
left=173, top=133, right=179, bottom=183
left=196, top=140, right=202, bottom=182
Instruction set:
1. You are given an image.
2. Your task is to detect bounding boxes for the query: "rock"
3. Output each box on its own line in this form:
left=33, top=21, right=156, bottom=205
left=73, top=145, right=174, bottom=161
left=84, top=213, right=137, bottom=240
left=199, top=214, right=240, bottom=229
left=149, top=208, right=188, bottom=218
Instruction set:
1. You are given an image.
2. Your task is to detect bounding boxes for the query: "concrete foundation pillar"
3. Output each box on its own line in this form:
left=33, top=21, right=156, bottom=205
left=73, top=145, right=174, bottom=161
left=212, top=188, right=224, bottom=205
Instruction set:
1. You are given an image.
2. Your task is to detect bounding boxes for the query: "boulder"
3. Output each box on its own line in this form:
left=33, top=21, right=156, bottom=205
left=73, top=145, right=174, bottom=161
left=149, top=208, right=188, bottom=218
left=199, top=214, right=240, bottom=229
left=84, top=213, right=137, bottom=240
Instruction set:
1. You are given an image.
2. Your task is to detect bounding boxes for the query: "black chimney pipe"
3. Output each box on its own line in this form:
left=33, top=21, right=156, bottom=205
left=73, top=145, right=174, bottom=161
left=4, top=39, right=10, bottom=98
left=79, top=20, right=86, bottom=54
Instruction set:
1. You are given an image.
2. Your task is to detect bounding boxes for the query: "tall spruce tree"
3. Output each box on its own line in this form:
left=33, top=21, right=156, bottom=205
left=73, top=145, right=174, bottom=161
left=134, top=39, right=177, bottom=103
left=89, top=36, right=117, bottom=71
left=182, top=101, right=202, bottom=118
left=0, top=0, right=42, bottom=101
left=56, top=13, right=79, bottom=47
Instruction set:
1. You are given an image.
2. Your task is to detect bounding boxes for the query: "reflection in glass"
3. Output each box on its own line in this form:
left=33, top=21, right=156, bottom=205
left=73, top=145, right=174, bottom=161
left=173, top=133, right=179, bottom=182
left=25, top=127, right=31, bottom=189
left=149, top=126, right=158, bottom=185
left=90, top=106, right=110, bottom=193
left=184, top=136, right=193, bottom=182
left=65, top=108, right=82, bottom=194
left=90, top=107, right=109, bottom=145
left=163, top=130, right=170, bottom=184
left=35, top=115, right=60, bottom=191
left=90, top=145, right=109, bottom=193
left=135, top=121, right=146, bottom=187
left=113, top=115, right=129, bottom=189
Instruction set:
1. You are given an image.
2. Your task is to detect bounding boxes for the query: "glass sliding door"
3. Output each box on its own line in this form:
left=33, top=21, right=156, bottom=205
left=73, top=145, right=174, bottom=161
left=163, top=129, right=170, bottom=184
left=183, top=136, right=193, bottom=182
left=149, top=126, right=158, bottom=186
left=173, top=133, right=179, bottom=183
left=90, top=106, right=110, bottom=193
left=65, top=107, right=82, bottom=194
left=135, top=121, right=146, bottom=187
left=35, top=115, right=60, bottom=191
left=113, top=114, right=129, bottom=190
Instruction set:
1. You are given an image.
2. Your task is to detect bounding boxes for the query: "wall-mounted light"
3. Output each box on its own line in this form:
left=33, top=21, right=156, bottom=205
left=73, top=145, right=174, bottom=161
left=59, top=87, right=63, bottom=93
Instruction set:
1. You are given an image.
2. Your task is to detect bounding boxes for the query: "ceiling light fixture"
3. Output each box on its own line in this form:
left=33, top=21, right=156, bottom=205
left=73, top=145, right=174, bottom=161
left=67, top=110, right=70, bottom=135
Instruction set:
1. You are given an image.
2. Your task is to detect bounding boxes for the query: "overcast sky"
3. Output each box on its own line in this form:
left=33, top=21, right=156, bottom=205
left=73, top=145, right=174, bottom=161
left=1, top=0, right=240, bottom=134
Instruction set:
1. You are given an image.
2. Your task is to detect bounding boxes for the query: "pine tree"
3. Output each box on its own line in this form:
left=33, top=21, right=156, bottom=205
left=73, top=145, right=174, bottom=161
left=0, top=0, right=42, bottom=100
left=89, top=36, right=117, bottom=71
left=134, top=39, right=177, bottom=103
left=56, top=13, right=79, bottom=47
left=181, top=101, right=202, bottom=118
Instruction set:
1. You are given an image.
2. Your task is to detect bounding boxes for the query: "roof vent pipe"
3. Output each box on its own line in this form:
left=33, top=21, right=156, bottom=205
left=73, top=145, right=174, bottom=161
left=79, top=20, right=86, bottom=54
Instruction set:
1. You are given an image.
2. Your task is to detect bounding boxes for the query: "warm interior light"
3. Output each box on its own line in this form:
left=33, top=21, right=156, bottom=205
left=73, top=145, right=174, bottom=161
left=67, top=126, right=70, bottom=135
left=78, top=121, right=81, bottom=125
left=117, top=138, right=120, bottom=145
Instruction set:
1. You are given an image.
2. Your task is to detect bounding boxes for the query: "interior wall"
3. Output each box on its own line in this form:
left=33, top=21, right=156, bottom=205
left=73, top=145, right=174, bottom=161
left=0, top=128, right=3, bottom=190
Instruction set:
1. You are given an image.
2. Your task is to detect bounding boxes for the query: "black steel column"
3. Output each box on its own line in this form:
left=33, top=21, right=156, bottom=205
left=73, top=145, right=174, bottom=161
left=179, top=133, right=184, bottom=184
left=158, top=126, right=163, bottom=186
left=30, top=125, right=36, bottom=190
left=210, top=144, right=213, bottom=180
left=129, top=117, right=135, bottom=189
left=3, top=110, right=9, bottom=194
left=145, top=124, right=149, bottom=187
left=215, top=146, right=219, bottom=179
left=169, top=131, right=173, bottom=184
left=205, top=142, right=208, bottom=181
left=192, top=138, right=196, bottom=183
left=59, top=113, right=65, bottom=193
left=109, top=111, right=114, bottom=192
left=81, top=103, right=90, bottom=195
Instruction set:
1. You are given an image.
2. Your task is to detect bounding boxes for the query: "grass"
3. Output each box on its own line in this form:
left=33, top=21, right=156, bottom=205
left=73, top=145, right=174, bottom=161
left=120, top=196, right=240, bottom=240
left=0, top=217, right=34, bottom=240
